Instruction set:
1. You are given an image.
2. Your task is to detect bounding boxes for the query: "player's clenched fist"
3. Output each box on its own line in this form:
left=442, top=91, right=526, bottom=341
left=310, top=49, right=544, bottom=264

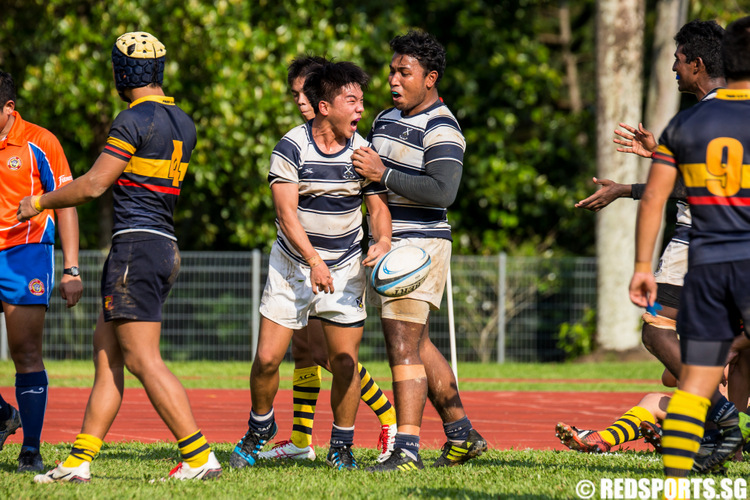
left=17, top=195, right=42, bottom=221
left=352, top=146, right=386, bottom=182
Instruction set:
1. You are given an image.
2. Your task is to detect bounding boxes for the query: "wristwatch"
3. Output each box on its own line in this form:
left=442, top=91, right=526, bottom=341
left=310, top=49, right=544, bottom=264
left=63, top=266, right=80, bottom=277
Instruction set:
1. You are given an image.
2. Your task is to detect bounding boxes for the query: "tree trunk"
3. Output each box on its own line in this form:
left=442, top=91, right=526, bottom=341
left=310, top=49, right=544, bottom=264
left=559, top=1, right=582, bottom=113
left=595, top=0, right=646, bottom=350
left=640, top=0, right=688, bottom=180
left=639, top=0, right=689, bottom=269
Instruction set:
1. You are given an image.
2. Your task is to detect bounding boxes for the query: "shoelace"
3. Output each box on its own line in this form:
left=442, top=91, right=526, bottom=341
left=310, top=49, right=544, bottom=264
left=376, top=427, right=388, bottom=450
left=271, top=440, right=292, bottom=449
left=168, top=462, right=183, bottom=477
left=238, top=431, right=265, bottom=453
left=333, top=449, right=356, bottom=468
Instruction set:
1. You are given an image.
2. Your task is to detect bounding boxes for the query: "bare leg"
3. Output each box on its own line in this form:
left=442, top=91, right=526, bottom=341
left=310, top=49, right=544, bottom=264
left=79, top=313, right=125, bottom=439
left=382, top=318, right=428, bottom=436
left=641, top=305, right=682, bottom=379
left=115, top=320, right=198, bottom=440
left=638, top=392, right=671, bottom=422
left=307, top=319, right=332, bottom=370
left=323, top=323, right=362, bottom=427
left=421, top=321, right=466, bottom=424
left=291, top=327, right=317, bottom=369
left=641, top=305, right=729, bottom=411
left=728, top=348, right=750, bottom=412
left=4, top=303, right=46, bottom=373
left=250, top=317, right=294, bottom=414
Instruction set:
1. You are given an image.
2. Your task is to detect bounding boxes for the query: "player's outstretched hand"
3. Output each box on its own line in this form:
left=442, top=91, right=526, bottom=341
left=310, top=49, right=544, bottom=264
left=613, top=122, right=657, bottom=158
left=629, top=271, right=657, bottom=308
left=59, top=275, right=83, bottom=308
left=352, top=146, right=386, bottom=183
left=362, top=240, right=391, bottom=267
left=310, top=262, right=334, bottom=295
left=575, top=177, right=630, bottom=212
left=17, top=195, right=41, bottom=221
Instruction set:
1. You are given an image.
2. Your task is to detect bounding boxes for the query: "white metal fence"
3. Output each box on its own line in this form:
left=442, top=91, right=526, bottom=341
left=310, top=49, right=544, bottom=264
left=1, top=251, right=597, bottom=363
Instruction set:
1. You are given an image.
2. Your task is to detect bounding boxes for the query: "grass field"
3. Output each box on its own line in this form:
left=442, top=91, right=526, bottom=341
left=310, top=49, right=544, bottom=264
left=3, top=360, right=742, bottom=499
left=3, top=442, right=747, bottom=499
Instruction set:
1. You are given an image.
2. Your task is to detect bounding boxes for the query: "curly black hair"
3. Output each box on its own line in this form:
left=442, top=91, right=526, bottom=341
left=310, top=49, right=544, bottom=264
left=675, top=20, right=725, bottom=79
left=287, top=54, right=330, bottom=87
left=302, top=61, right=369, bottom=115
left=390, top=30, right=446, bottom=85
left=722, top=16, right=750, bottom=81
left=0, top=71, right=16, bottom=106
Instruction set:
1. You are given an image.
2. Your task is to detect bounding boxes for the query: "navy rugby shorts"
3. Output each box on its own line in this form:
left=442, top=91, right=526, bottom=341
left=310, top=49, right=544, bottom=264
left=101, top=232, right=180, bottom=322
left=677, top=259, right=750, bottom=366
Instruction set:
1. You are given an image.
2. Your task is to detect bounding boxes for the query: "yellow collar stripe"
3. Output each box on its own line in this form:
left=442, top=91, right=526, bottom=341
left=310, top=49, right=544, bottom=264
left=129, top=95, right=175, bottom=108
left=716, top=89, right=750, bottom=101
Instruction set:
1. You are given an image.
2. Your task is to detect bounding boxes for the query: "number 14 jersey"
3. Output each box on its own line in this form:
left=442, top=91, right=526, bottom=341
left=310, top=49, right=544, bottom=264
left=102, top=95, right=196, bottom=240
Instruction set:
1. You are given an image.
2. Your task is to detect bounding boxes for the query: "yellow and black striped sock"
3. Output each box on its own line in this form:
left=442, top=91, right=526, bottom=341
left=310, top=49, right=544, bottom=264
left=62, top=433, right=103, bottom=468
left=662, top=389, right=710, bottom=478
left=359, top=363, right=396, bottom=426
left=178, top=430, right=211, bottom=468
left=600, top=406, right=655, bottom=446
left=291, top=366, right=321, bottom=449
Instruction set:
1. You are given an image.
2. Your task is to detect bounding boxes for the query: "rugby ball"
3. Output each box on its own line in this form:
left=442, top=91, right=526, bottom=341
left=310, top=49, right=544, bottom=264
left=371, top=245, right=431, bottom=297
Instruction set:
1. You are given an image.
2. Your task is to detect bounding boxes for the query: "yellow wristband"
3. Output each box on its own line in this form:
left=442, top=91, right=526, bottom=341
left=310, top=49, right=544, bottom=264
left=634, top=261, right=652, bottom=273
left=33, top=196, right=43, bottom=213
left=306, top=255, right=322, bottom=268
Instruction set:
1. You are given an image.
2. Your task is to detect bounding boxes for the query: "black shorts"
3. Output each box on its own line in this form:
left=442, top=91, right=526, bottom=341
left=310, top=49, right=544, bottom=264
left=655, top=283, right=681, bottom=310
left=677, top=259, right=750, bottom=366
left=101, top=232, right=180, bottom=322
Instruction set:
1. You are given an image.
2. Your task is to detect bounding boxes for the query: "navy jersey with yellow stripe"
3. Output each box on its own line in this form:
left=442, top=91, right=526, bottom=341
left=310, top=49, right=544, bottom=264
left=102, top=95, right=196, bottom=239
left=653, top=88, right=750, bottom=266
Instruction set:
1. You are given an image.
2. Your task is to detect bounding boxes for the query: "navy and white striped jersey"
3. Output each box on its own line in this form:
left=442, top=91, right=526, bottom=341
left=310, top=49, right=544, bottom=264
left=269, top=121, right=385, bottom=268
left=368, top=100, right=465, bottom=240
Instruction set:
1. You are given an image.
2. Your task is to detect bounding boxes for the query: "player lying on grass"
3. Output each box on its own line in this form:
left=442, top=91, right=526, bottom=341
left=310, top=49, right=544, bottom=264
left=229, top=61, right=391, bottom=472
left=557, top=337, right=750, bottom=468
left=18, top=31, right=221, bottom=483
left=257, top=55, right=396, bottom=464
left=556, top=392, right=669, bottom=454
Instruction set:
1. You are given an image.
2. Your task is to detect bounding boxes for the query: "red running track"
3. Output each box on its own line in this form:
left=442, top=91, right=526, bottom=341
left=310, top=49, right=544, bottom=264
left=0, top=387, right=656, bottom=451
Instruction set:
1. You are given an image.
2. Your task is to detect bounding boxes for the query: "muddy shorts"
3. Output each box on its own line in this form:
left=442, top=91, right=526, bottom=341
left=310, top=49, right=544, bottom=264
left=101, top=232, right=180, bottom=322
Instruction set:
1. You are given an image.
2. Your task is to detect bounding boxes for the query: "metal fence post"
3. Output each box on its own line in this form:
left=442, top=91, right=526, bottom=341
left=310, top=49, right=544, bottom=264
left=497, top=252, right=506, bottom=363
left=251, top=249, right=261, bottom=361
left=0, top=313, right=7, bottom=361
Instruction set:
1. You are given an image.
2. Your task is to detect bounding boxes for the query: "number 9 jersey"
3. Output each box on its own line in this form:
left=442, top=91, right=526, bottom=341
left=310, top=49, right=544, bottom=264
left=102, top=95, right=196, bottom=241
left=652, top=88, right=750, bottom=267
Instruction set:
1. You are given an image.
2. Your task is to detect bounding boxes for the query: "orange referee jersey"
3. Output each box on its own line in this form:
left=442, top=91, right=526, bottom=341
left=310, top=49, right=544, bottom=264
left=0, top=111, right=73, bottom=251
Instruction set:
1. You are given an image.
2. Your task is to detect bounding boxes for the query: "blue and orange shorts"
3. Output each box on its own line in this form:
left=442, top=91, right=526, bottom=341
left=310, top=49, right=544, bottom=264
left=0, top=243, right=54, bottom=306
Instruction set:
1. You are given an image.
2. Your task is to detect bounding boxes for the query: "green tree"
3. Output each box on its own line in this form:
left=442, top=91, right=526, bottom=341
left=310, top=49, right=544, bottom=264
left=6, top=1, right=737, bottom=255
left=1, top=0, right=406, bottom=250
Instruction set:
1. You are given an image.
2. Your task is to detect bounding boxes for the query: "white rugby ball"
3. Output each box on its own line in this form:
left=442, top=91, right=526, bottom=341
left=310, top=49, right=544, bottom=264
left=371, top=245, right=431, bottom=297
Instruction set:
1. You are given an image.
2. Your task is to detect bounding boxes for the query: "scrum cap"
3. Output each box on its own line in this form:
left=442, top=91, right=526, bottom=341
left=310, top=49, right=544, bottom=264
left=112, top=32, right=166, bottom=92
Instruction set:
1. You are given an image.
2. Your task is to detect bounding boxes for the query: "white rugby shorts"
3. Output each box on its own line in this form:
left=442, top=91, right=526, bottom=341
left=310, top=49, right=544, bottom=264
left=260, top=243, right=366, bottom=330
left=654, top=239, right=688, bottom=287
left=367, top=237, right=451, bottom=314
